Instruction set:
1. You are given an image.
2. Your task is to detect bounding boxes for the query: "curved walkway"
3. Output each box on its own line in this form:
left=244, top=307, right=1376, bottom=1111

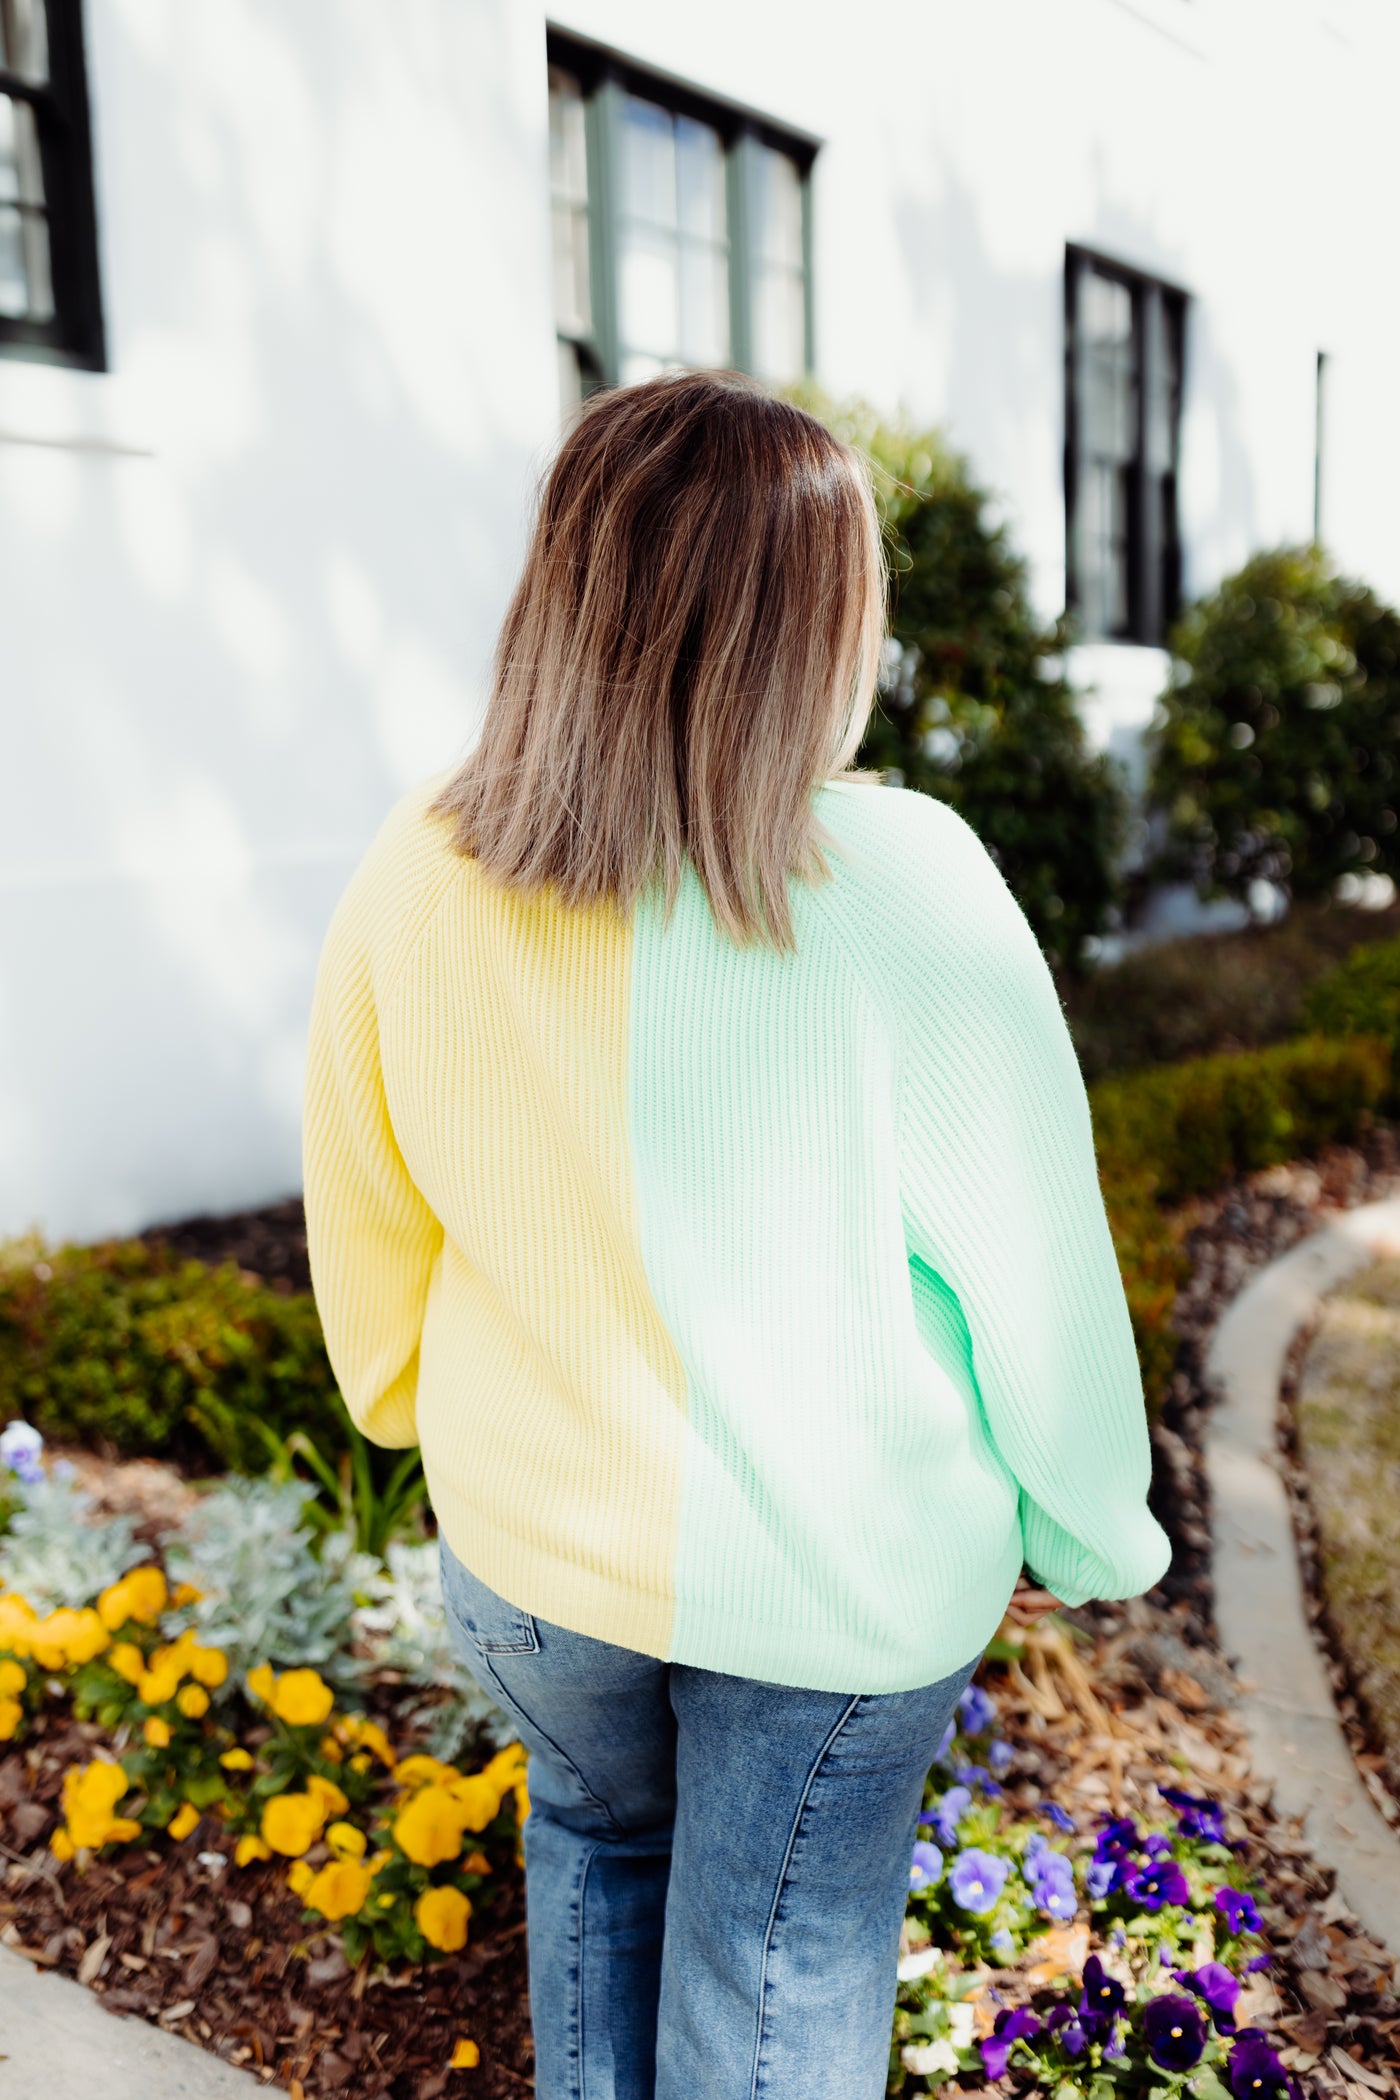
left=1205, top=1197, right=1400, bottom=1948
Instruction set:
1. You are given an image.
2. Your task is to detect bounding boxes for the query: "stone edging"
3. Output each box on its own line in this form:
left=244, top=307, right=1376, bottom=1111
left=1205, top=1198, right=1400, bottom=1951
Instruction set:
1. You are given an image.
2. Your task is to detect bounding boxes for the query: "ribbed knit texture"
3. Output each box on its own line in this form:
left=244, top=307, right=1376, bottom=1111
left=302, top=768, right=1171, bottom=1695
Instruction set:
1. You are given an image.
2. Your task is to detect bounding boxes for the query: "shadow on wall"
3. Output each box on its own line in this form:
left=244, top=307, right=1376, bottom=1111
left=0, top=0, right=557, bottom=1245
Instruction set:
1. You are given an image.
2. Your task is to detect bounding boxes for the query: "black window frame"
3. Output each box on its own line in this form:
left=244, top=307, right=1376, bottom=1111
left=545, top=23, right=819, bottom=397
left=1064, top=243, right=1187, bottom=647
left=0, top=0, right=105, bottom=370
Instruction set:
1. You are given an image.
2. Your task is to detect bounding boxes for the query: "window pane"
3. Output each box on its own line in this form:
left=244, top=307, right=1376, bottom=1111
left=675, top=115, right=725, bottom=243
left=552, top=201, right=591, bottom=338
left=548, top=68, right=589, bottom=206
left=621, top=94, right=678, bottom=231
left=0, top=0, right=49, bottom=85
left=0, top=93, right=45, bottom=206
left=750, top=142, right=804, bottom=269
left=752, top=264, right=805, bottom=383
left=679, top=239, right=728, bottom=366
left=1075, top=265, right=1138, bottom=636
left=0, top=93, right=50, bottom=319
left=619, top=225, right=680, bottom=361
left=618, top=97, right=729, bottom=372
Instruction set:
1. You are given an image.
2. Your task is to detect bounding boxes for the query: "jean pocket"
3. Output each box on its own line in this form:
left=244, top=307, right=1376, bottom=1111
left=438, top=1536, right=540, bottom=1654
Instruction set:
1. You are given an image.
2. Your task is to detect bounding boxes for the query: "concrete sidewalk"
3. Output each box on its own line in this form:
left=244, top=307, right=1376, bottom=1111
left=1206, top=1196, right=1400, bottom=1953
left=0, top=1941, right=256, bottom=2098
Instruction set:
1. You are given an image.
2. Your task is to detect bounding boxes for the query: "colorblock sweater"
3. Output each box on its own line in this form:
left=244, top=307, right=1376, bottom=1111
left=301, top=768, right=1171, bottom=1695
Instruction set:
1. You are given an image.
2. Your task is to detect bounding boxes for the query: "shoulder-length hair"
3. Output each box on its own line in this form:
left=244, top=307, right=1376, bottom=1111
left=428, top=367, right=887, bottom=953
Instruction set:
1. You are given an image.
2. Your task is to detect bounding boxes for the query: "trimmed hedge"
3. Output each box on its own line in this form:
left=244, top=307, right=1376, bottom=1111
left=0, top=1234, right=344, bottom=1473
left=1300, top=937, right=1400, bottom=1083
left=1092, top=1032, right=1393, bottom=1406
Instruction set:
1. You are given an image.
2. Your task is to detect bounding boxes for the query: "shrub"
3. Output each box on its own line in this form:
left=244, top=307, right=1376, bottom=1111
left=1300, top=936, right=1400, bottom=1081
left=1090, top=1031, right=1393, bottom=1405
left=1064, top=898, right=1400, bottom=1081
left=792, top=385, right=1128, bottom=971
left=0, top=1235, right=345, bottom=1473
left=1149, top=544, right=1400, bottom=904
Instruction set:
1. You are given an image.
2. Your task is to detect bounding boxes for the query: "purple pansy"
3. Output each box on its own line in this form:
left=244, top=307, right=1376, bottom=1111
left=928, top=1785, right=972, bottom=1847
left=948, top=1847, right=1010, bottom=1915
left=1045, top=2004, right=1087, bottom=2057
left=1143, top=1831, right=1174, bottom=1860
left=1175, top=1960, right=1241, bottom=2033
left=1227, top=2028, right=1301, bottom=2099
left=989, top=1926, right=1015, bottom=1958
left=1040, top=1801, right=1076, bottom=1834
left=957, top=1682, right=997, bottom=1736
left=1125, top=1857, right=1191, bottom=1910
left=1094, top=1814, right=1141, bottom=1860
left=1144, top=1992, right=1208, bottom=2070
left=0, top=1420, right=43, bottom=1485
left=1161, top=1784, right=1229, bottom=1845
left=1027, top=1849, right=1077, bottom=1921
left=979, top=2007, right=1041, bottom=2080
left=908, top=1840, right=943, bottom=1892
left=935, top=1718, right=957, bottom=1761
left=1079, top=1954, right=1127, bottom=2034
left=953, top=1762, right=1004, bottom=1799
left=1215, top=1885, right=1263, bottom=1935
left=1246, top=1952, right=1273, bottom=1973
left=1085, top=1855, right=1121, bottom=1899
left=988, top=1738, right=1015, bottom=1775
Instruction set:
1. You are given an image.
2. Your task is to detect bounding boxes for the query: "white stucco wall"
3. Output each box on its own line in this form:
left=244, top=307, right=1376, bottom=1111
left=4, top=0, right=1399, bottom=1243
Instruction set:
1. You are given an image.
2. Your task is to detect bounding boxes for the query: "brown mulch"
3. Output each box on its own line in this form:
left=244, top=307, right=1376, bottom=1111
left=11, top=1150, right=1400, bottom=2093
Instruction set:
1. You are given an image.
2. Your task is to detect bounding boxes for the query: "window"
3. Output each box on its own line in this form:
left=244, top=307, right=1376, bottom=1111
left=0, top=0, right=103, bottom=367
left=546, top=30, right=816, bottom=414
left=1064, top=246, right=1185, bottom=645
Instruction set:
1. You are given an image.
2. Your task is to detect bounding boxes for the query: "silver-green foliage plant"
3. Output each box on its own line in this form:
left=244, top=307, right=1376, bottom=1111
left=353, top=1538, right=512, bottom=1759
left=0, top=1474, right=141, bottom=1610
left=164, top=1476, right=364, bottom=1687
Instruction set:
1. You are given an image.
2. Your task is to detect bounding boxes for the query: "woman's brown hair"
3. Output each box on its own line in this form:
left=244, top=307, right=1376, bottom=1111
left=428, top=367, right=887, bottom=953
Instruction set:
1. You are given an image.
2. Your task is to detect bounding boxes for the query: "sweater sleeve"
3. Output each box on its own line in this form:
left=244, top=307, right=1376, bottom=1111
left=301, top=873, right=444, bottom=1451
left=895, top=800, right=1171, bottom=1608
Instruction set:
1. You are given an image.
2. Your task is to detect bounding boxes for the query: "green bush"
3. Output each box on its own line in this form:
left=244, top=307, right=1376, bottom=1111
left=1149, top=545, right=1400, bottom=903
left=1300, top=936, right=1400, bottom=1070
left=1090, top=1032, right=1392, bottom=1404
left=0, top=1235, right=346, bottom=1473
left=792, top=385, right=1128, bottom=972
left=1064, top=899, right=1400, bottom=1081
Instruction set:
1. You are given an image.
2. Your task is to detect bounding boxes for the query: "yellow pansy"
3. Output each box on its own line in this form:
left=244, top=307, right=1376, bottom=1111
left=188, top=1645, right=227, bottom=1689
left=514, top=1780, right=530, bottom=1827
left=0, top=1658, right=25, bottom=1697
left=367, top=1848, right=393, bottom=1872
left=305, top=1773, right=349, bottom=1819
left=326, top=1821, right=367, bottom=1861
left=463, top=1851, right=491, bottom=1875
left=33, top=1607, right=108, bottom=1669
left=340, top=1714, right=396, bottom=1768
left=97, top=1565, right=167, bottom=1631
left=260, top=1791, right=328, bottom=1858
left=143, top=1716, right=172, bottom=1748
left=394, top=1754, right=460, bottom=1793
left=61, top=1760, right=135, bottom=1850
left=303, top=1858, right=373, bottom=1921
left=482, top=1743, right=528, bottom=1788
left=348, top=1752, right=371, bottom=1775
left=415, top=1885, right=471, bottom=1952
left=107, top=1642, right=144, bottom=1686
left=286, top=1859, right=316, bottom=1897
left=220, top=1748, right=254, bottom=1772
left=394, top=1785, right=468, bottom=1868
left=176, top=1683, right=209, bottom=1720
left=167, top=1803, right=200, bottom=1841
left=269, top=1668, right=334, bottom=1729
left=136, top=1662, right=183, bottom=1707
left=318, top=1734, right=344, bottom=1764
left=170, top=1581, right=203, bottom=1607
left=246, top=1662, right=276, bottom=1706
left=235, top=1834, right=271, bottom=1867
left=446, top=1774, right=501, bottom=1833
left=0, top=1697, right=22, bottom=1742
left=450, top=2038, right=481, bottom=2069
left=0, top=1594, right=38, bottom=1656
left=50, top=1828, right=75, bottom=1861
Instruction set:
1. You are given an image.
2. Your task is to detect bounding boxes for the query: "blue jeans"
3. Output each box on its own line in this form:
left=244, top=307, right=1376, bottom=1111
left=438, top=1538, right=981, bottom=2100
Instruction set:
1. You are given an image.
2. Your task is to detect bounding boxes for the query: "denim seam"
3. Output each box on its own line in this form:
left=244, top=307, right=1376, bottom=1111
left=747, top=1691, right=865, bottom=2100
left=471, top=1650, right=628, bottom=1840
left=570, top=1839, right=599, bottom=2100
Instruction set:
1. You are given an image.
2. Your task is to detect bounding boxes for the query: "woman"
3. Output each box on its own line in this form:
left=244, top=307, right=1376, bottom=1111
left=302, top=369, right=1170, bottom=2098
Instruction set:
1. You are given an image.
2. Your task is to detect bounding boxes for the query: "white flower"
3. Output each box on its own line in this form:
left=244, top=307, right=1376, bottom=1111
left=947, top=2001, right=976, bottom=2049
left=901, top=2038, right=960, bottom=2076
left=0, top=1420, right=44, bottom=1483
left=897, top=1945, right=941, bottom=1983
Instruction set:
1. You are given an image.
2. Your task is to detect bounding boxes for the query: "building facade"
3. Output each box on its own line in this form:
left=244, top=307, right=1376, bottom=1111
left=3, top=0, right=1399, bottom=1243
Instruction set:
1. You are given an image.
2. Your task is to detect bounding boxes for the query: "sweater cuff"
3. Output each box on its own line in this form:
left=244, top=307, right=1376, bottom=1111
left=1020, top=1494, right=1173, bottom=1610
